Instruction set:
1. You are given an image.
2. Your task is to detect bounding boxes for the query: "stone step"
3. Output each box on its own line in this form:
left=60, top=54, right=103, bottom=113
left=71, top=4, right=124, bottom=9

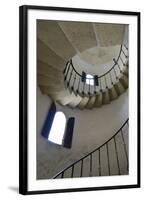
left=114, top=81, right=125, bottom=96
left=57, top=93, right=77, bottom=106
left=109, top=87, right=119, bottom=101
left=102, top=90, right=110, bottom=104
left=78, top=97, right=89, bottom=109
left=37, top=20, right=76, bottom=61
left=37, top=60, right=63, bottom=77
left=93, top=24, right=125, bottom=47
left=39, top=85, right=65, bottom=94
left=68, top=95, right=82, bottom=108
left=37, top=39, right=66, bottom=71
left=122, top=66, right=129, bottom=77
left=86, top=96, right=97, bottom=109
left=59, top=21, right=97, bottom=53
left=94, top=93, right=103, bottom=107
left=119, top=74, right=128, bottom=89
left=37, top=74, right=63, bottom=88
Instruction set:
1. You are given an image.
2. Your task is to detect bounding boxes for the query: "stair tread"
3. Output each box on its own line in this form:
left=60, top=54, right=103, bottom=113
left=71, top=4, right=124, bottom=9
left=59, top=21, right=97, bottom=52
left=37, top=20, right=76, bottom=61
left=78, top=97, right=89, bottom=109
left=109, top=87, right=118, bottom=101
left=37, top=39, right=66, bottom=70
left=102, top=90, right=110, bottom=104
left=114, top=81, right=125, bottom=96
left=119, top=74, right=128, bottom=89
left=86, top=96, right=96, bottom=109
left=68, top=95, right=82, bottom=108
left=93, top=24, right=125, bottom=47
left=94, top=93, right=103, bottom=107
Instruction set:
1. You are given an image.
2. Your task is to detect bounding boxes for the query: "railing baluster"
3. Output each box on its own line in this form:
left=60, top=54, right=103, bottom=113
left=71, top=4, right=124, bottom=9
left=99, top=78, right=102, bottom=92
left=61, top=171, right=64, bottom=178
left=113, top=67, right=118, bottom=80
left=71, top=72, right=76, bottom=91
left=113, top=58, right=122, bottom=73
left=90, top=153, right=92, bottom=176
left=124, top=44, right=128, bottom=51
left=65, top=45, right=128, bottom=95
left=121, top=129, right=129, bottom=171
left=64, top=61, right=70, bottom=81
left=63, top=61, right=69, bottom=74
left=121, top=48, right=128, bottom=58
left=94, top=84, right=96, bottom=95
left=104, top=75, right=108, bottom=89
left=77, top=77, right=80, bottom=95
left=114, top=137, right=121, bottom=175
left=119, top=56, right=125, bottom=66
left=88, top=82, right=91, bottom=95
left=53, top=120, right=128, bottom=179
left=109, top=71, right=113, bottom=86
left=67, top=68, right=73, bottom=87
left=80, top=159, right=83, bottom=177
left=71, top=165, right=74, bottom=178
left=82, top=82, right=85, bottom=96
left=106, top=143, right=110, bottom=176
left=98, top=149, right=101, bottom=176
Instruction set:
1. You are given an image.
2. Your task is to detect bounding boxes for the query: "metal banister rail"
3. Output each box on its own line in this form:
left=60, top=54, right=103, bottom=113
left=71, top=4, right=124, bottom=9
left=53, top=119, right=129, bottom=179
left=63, top=45, right=128, bottom=96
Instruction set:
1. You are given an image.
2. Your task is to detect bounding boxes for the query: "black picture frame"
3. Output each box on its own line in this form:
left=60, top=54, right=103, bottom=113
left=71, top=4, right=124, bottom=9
left=19, top=5, right=141, bottom=195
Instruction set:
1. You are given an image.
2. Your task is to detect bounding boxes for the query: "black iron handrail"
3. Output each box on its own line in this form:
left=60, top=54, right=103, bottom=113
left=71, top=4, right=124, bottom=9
left=63, top=44, right=128, bottom=96
left=53, top=119, right=129, bottom=178
left=66, top=45, right=125, bottom=80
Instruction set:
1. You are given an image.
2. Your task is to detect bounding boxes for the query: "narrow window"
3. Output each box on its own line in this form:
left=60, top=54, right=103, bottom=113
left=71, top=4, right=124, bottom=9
left=86, top=74, right=94, bottom=86
left=48, top=112, right=66, bottom=145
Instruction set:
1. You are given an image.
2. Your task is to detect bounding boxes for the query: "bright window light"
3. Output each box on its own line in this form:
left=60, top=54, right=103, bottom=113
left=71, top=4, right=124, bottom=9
left=86, top=74, right=94, bottom=85
left=48, top=112, right=66, bottom=145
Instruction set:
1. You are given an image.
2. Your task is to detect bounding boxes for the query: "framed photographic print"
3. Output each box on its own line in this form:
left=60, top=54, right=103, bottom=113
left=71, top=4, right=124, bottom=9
left=19, top=5, right=140, bottom=195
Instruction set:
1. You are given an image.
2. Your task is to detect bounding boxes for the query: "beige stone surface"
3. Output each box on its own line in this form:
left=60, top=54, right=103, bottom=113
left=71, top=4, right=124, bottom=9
left=93, top=23, right=125, bottom=47
left=37, top=88, right=128, bottom=179
left=37, top=20, right=128, bottom=109
left=78, top=96, right=89, bottom=109
left=102, top=90, right=110, bottom=104
left=114, top=81, right=125, bottom=96
left=109, top=87, right=118, bottom=100
left=37, top=20, right=76, bottom=60
left=37, top=60, right=63, bottom=76
left=37, top=39, right=66, bottom=70
left=86, top=96, right=96, bottom=109
left=59, top=21, right=97, bottom=52
left=94, top=93, right=103, bottom=107
left=68, top=95, right=82, bottom=108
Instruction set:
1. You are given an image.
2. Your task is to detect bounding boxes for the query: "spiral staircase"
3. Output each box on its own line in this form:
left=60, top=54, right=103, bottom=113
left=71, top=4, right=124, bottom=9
left=37, top=20, right=129, bottom=179
left=37, top=20, right=128, bottom=110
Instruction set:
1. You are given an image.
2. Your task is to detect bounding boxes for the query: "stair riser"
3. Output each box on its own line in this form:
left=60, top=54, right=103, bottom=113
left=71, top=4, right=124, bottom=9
left=119, top=78, right=128, bottom=89
left=102, top=92, right=110, bottom=104
left=86, top=96, right=96, bottom=109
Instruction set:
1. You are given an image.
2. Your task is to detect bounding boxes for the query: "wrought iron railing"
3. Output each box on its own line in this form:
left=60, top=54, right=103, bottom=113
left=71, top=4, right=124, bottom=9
left=53, top=119, right=129, bottom=178
left=63, top=45, right=128, bottom=97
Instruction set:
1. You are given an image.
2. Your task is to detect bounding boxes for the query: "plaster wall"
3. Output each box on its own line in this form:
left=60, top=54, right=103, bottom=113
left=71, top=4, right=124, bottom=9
left=37, top=86, right=128, bottom=179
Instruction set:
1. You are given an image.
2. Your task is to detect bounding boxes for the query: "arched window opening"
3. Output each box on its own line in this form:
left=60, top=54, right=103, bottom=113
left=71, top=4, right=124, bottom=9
left=41, top=102, right=75, bottom=148
left=48, top=112, right=66, bottom=145
left=86, top=74, right=94, bottom=86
